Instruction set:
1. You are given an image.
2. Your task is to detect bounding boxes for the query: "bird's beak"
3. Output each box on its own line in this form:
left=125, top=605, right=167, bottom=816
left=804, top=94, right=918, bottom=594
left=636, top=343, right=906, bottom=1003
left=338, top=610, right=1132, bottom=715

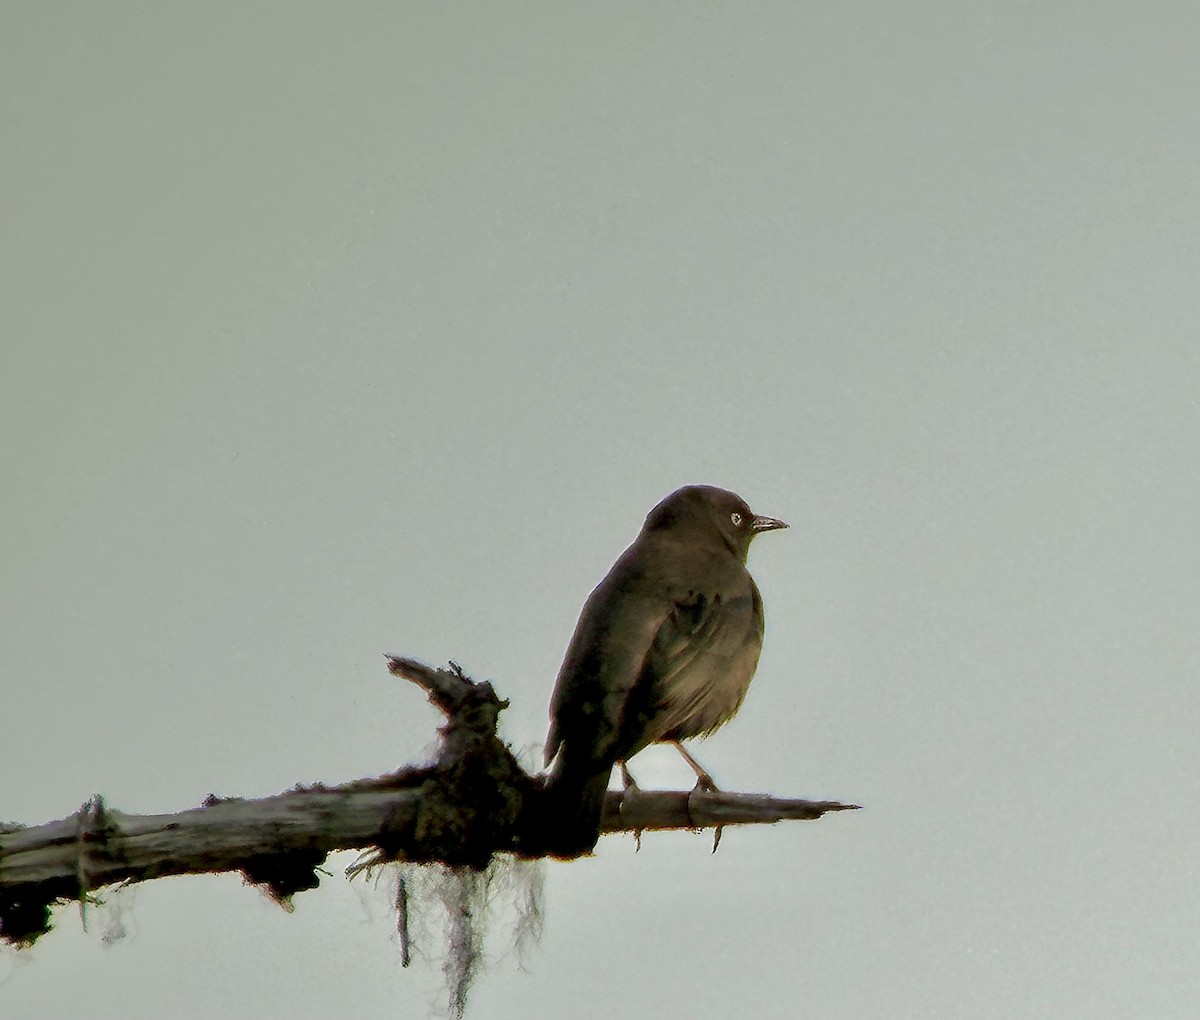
left=751, top=515, right=788, bottom=533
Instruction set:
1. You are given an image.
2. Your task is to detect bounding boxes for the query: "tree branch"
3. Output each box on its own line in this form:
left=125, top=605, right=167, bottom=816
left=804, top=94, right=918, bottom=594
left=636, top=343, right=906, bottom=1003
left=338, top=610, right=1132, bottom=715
left=1, top=656, right=859, bottom=947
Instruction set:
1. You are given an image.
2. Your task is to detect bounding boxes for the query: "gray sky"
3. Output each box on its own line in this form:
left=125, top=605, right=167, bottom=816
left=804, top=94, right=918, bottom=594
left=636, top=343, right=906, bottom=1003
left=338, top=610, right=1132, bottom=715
left=4, top=3, right=1199, bottom=1017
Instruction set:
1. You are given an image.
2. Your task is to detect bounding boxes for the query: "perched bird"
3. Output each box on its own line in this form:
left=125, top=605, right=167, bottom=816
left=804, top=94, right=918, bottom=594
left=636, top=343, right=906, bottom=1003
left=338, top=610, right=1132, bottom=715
left=542, top=485, right=787, bottom=856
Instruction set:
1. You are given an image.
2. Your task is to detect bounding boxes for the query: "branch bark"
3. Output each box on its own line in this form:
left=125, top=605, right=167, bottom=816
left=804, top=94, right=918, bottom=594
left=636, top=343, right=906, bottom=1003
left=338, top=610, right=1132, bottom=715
left=0, top=656, right=859, bottom=947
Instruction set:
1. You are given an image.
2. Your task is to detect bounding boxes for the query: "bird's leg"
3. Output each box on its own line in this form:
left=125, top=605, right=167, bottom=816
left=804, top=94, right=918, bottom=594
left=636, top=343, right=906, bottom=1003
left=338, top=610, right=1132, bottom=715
left=618, top=761, right=639, bottom=790
left=671, top=741, right=719, bottom=792
left=672, top=742, right=724, bottom=853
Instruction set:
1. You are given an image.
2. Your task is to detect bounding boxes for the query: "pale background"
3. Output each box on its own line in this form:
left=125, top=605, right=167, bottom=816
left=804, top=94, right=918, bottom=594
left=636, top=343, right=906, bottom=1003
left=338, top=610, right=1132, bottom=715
left=3, top=4, right=1199, bottom=1018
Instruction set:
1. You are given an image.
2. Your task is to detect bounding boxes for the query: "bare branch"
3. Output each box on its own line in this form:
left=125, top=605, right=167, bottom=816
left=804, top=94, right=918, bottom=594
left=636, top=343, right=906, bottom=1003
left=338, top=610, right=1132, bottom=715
left=605, top=789, right=861, bottom=832
left=1, top=658, right=858, bottom=947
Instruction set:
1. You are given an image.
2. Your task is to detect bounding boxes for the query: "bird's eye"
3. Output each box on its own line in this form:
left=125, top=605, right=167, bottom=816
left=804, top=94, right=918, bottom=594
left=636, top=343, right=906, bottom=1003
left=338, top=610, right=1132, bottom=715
left=730, top=512, right=743, bottom=527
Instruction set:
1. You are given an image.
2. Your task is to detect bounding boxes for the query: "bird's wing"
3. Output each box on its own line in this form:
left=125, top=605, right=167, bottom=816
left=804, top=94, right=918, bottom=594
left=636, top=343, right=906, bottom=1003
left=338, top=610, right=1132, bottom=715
left=626, top=581, right=764, bottom=752
left=545, top=544, right=675, bottom=769
left=547, top=553, right=765, bottom=772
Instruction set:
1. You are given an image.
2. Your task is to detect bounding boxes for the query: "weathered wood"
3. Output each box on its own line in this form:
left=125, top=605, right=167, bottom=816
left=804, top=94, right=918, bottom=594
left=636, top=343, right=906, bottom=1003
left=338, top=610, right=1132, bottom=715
left=0, top=657, right=859, bottom=947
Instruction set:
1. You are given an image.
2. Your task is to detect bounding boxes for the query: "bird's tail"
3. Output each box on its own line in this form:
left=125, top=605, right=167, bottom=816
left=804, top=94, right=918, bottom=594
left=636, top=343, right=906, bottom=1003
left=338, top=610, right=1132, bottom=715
left=534, top=758, right=612, bottom=858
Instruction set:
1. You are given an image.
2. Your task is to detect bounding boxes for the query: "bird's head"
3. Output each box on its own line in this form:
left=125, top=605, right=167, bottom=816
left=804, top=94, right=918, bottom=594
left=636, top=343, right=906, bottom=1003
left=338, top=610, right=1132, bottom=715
left=643, top=485, right=788, bottom=561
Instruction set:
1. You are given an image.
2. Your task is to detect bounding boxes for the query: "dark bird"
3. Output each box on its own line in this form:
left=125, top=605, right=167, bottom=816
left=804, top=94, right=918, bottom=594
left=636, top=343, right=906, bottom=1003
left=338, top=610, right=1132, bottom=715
left=542, top=484, right=787, bottom=856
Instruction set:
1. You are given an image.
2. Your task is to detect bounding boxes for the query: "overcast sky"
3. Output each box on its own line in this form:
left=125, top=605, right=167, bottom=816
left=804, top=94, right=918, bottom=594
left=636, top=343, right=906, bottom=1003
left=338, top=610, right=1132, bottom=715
left=4, top=4, right=1199, bottom=1018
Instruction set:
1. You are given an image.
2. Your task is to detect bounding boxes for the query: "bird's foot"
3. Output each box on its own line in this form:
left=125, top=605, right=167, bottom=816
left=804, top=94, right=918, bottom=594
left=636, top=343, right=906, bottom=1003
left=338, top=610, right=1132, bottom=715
left=682, top=769, right=722, bottom=851
left=617, top=762, right=643, bottom=850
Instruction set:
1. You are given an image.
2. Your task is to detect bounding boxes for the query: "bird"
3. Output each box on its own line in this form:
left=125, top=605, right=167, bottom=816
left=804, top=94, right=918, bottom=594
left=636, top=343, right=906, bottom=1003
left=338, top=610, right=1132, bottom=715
left=541, top=484, right=787, bottom=856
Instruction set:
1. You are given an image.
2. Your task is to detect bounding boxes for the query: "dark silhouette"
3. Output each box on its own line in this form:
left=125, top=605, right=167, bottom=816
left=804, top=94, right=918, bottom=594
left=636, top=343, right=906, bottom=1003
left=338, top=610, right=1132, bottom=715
left=543, top=485, right=787, bottom=856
